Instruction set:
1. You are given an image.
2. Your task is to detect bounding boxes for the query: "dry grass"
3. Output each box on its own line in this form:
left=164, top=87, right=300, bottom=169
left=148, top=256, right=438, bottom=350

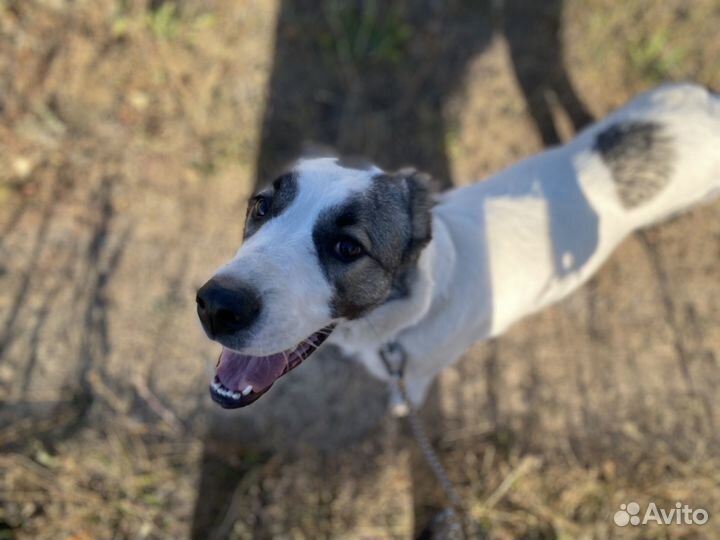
left=2, top=425, right=201, bottom=540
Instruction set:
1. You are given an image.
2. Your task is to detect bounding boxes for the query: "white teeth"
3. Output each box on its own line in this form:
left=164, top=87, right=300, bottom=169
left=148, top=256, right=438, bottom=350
left=212, top=380, right=243, bottom=400
left=242, top=385, right=253, bottom=396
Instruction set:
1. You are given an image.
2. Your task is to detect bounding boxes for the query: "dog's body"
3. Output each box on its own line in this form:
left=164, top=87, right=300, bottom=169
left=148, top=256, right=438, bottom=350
left=330, top=83, right=720, bottom=407
left=197, top=83, right=720, bottom=410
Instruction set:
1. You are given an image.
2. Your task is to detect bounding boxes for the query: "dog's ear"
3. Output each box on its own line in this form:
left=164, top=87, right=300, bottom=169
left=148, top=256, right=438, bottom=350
left=395, top=168, right=438, bottom=262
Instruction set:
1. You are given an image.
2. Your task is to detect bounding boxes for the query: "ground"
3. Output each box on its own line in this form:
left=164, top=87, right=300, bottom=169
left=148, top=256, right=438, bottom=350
left=1, top=1, right=720, bottom=539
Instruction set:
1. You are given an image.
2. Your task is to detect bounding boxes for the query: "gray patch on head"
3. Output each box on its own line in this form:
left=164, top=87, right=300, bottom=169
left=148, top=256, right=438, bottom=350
left=594, top=121, right=674, bottom=208
left=312, top=170, right=434, bottom=320
left=387, top=170, right=435, bottom=296
left=243, top=172, right=297, bottom=239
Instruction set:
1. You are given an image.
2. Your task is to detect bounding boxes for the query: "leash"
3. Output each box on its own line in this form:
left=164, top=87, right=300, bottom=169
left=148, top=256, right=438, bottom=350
left=380, top=343, right=479, bottom=539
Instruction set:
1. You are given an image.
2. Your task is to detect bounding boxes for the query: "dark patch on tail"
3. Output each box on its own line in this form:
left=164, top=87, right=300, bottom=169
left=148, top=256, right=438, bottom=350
left=595, top=121, right=674, bottom=208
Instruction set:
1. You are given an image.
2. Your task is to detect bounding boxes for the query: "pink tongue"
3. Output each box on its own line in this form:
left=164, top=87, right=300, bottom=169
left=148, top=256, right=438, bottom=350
left=216, top=349, right=289, bottom=392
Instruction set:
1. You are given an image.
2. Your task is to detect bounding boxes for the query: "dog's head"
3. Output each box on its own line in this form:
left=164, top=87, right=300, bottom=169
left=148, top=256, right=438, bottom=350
left=197, top=157, right=435, bottom=407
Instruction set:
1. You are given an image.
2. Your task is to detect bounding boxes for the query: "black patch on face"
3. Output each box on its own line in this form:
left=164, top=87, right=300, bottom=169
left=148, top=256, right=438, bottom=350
left=313, top=170, right=434, bottom=320
left=594, top=121, right=674, bottom=208
left=244, top=172, right=298, bottom=238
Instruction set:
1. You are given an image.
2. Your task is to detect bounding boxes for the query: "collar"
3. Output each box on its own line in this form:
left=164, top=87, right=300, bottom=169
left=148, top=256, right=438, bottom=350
left=379, top=340, right=407, bottom=379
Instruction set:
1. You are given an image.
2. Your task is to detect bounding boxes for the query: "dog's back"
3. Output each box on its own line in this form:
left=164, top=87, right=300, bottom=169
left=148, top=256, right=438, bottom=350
left=435, top=83, right=720, bottom=337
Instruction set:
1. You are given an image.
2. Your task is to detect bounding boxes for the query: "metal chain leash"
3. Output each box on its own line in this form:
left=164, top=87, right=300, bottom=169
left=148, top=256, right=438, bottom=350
left=380, top=343, right=480, bottom=540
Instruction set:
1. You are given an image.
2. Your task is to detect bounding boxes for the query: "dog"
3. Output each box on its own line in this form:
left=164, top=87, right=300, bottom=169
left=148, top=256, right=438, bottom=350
left=196, top=83, right=720, bottom=412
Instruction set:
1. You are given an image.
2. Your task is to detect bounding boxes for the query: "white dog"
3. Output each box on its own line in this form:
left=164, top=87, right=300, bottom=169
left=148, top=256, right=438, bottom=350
left=196, top=83, right=720, bottom=412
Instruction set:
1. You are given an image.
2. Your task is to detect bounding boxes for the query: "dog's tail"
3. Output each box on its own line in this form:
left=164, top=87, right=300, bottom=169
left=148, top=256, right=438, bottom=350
left=583, top=83, right=720, bottom=227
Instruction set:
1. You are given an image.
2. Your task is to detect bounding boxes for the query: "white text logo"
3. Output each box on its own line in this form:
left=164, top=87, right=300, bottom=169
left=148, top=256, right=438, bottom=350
left=614, top=501, right=709, bottom=527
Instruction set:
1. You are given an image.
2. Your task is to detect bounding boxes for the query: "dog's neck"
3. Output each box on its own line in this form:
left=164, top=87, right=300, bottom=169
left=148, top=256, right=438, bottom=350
left=332, top=213, right=458, bottom=351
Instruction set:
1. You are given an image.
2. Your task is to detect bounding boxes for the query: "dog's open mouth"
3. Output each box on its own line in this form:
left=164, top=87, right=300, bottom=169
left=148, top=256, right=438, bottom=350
left=209, top=325, right=335, bottom=408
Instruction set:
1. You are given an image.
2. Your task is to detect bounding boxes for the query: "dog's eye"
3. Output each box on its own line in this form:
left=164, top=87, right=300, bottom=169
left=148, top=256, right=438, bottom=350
left=251, top=196, right=271, bottom=219
left=334, top=239, right=364, bottom=262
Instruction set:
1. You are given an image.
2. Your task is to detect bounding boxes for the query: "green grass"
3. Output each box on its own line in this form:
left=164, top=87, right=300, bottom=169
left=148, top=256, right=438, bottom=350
left=629, top=29, right=687, bottom=84
left=316, top=1, right=413, bottom=64
left=112, top=1, right=215, bottom=40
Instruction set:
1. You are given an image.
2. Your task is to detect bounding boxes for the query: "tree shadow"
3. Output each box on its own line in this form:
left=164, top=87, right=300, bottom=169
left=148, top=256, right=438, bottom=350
left=192, top=0, right=594, bottom=537
left=0, top=170, right=131, bottom=450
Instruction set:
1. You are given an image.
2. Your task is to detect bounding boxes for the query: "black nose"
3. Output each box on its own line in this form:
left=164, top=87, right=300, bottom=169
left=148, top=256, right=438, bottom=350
left=196, top=279, right=262, bottom=339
